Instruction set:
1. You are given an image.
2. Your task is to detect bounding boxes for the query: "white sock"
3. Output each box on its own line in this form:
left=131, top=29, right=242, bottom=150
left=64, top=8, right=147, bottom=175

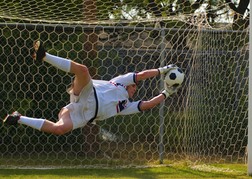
left=18, top=116, right=45, bottom=131
left=44, top=53, right=71, bottom=72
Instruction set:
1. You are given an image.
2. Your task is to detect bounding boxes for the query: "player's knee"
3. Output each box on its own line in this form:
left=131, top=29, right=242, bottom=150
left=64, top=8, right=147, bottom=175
left=75, top=63, right=89, bottom=76
left=71, top=61, right=89, bottom=76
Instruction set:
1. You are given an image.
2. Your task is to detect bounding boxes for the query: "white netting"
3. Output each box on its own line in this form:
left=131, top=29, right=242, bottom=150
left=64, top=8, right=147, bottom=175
left=0, top=0, right=249, bottom=167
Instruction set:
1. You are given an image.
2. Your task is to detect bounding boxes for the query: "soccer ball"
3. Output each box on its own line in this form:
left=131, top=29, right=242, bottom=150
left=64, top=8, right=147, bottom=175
left=165, top=68, right=185, bottom=87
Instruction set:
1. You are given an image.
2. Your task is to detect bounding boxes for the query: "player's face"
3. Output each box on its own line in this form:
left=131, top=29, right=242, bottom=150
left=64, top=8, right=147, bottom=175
left=126, top=84, right=137, bottom=98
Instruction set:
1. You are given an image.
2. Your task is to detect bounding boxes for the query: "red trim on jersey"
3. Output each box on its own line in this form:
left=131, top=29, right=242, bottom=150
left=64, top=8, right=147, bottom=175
left=110, top=81, right=127, bottom=89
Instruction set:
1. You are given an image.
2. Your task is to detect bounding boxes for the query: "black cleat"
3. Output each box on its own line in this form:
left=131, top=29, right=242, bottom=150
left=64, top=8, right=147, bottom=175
left=3, top=111, right=21, bottom=125
left=33, top=40, right=46, bottom=61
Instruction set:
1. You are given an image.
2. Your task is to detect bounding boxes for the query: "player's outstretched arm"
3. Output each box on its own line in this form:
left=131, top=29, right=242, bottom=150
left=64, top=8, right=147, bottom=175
left=136, top=69, right=159, bottom=82
left=136, top=64, right=179, bottom=82
left=139, top=94, right=166, bottom=111
left=139, top=80, right=181, bottom=111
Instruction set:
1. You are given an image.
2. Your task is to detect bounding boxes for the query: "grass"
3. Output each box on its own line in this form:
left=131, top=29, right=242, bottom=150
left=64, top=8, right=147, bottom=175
left=0, top=163, right=251, bottom=179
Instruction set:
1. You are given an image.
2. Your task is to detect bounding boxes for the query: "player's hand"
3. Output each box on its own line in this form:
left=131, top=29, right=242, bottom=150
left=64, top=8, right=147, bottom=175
left=158, top=64, right=178, bottom=74
left=161, top=82, right=181, bottom=98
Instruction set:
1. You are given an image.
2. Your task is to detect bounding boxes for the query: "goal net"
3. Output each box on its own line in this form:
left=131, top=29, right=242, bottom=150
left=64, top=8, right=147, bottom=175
left=0, top=0, right=249, bottom=167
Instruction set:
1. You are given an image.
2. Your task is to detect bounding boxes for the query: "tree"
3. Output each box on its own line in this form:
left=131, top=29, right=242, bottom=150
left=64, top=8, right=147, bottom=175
left=225, top=0, right=250, bottom=29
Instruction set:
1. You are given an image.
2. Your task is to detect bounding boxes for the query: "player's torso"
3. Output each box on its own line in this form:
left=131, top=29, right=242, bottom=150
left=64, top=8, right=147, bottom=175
left=93, top=80, right=129, bottom=120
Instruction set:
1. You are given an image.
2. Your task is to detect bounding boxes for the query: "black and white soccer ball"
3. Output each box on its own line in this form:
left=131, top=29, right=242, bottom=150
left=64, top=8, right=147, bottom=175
left=164, top=68, right=185, bottom=87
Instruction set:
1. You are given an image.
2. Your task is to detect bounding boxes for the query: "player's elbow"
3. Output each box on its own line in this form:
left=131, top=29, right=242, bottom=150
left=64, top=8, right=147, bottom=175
left=136, top=71, right=149, bottom=81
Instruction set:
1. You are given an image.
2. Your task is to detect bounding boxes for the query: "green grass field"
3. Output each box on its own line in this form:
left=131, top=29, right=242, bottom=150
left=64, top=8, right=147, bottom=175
left=0, top=163, right=251, bottom=179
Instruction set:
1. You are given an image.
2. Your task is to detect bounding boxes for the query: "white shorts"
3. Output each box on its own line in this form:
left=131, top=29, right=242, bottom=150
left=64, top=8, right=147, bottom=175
left=64, top=80, right=97, bottom=130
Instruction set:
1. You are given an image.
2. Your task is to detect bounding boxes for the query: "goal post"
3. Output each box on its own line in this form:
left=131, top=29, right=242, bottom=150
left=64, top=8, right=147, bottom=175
left=248, top=1, right=252, bottom=175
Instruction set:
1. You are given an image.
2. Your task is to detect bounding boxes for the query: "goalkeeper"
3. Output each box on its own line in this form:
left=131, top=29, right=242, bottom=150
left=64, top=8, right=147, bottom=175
left=4, top=41, right=181, bottom=135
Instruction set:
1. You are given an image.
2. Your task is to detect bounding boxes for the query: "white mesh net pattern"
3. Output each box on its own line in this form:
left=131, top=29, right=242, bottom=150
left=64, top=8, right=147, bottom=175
left=0, top=0, right=249, bottom=167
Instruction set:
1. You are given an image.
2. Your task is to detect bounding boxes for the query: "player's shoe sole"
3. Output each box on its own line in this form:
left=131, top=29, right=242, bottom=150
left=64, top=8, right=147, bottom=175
left=33, top=40, right=46, bottom=61
left=3, top=111, right=21, bottom=125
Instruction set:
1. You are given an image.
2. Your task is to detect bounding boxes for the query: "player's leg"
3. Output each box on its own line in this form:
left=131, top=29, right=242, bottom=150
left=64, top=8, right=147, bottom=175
left=40, top=108, right=73, bottom=135
left=3, top=41, right=92, bottom=133
left=33, top=40, right=91, bottom=96
left=69, top=61, right=91, bottom=96
left=3, top=108, right=73, bottom=135
left=33, top=41, right=71, bottom=72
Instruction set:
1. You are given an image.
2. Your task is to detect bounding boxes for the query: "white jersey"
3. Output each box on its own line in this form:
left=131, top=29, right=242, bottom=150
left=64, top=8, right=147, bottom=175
left=65, top=72, right=142, bottom=129
left=94, top=72, right=142, bottom=121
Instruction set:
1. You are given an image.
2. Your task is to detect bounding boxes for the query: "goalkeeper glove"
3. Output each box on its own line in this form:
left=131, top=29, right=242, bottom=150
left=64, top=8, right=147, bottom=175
left=158, top=64, right=178, bottom=74
left=161, top=83, right=181, bottom=99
